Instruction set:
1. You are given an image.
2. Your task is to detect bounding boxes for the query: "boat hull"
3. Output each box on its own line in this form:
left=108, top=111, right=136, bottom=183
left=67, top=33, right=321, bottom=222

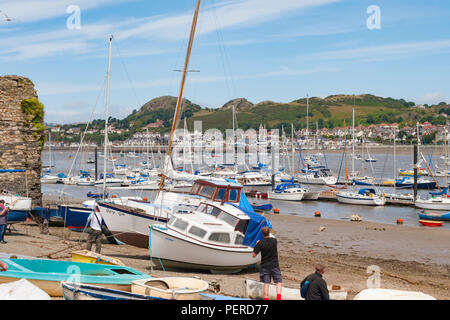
left=418, top=219, right=443, bottom=227
left=150, top=226, right=259, bottom=273
left=415, top=199, right=450, bottom=211
left=268, top=192, right=304, bottom=201
left=336, top=193, right=385, bottom=206
left=418, top=211, right=450, bottom=221
left=0, top=258, right=150, bottom=297
left=61, top=282, right=162, bottom=300
left=98, top=202, right=169, bottom=249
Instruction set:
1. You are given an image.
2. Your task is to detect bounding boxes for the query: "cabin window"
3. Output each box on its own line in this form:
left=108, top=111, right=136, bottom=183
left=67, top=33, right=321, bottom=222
left=173, top=218, right=188, bottom=231
left=197, top=203, right=207, bottom=212
left=218, top=211, right=239, bottom=227
left=188, top=225, right=207, bottom=239
left=235, top=233, right=244, bottom=245
left=215, top=188, right=227, bottom=200
left=208, top=232, right=230, bottom=244
left=235, top=219, right=249, bottom=234
left=199, top=186, right=215, bottom=198
left=205, top=205, right=222, bottom=217
left=190, top=184, right=201, bottom=195
left=228, top=189, right=239, bottom=202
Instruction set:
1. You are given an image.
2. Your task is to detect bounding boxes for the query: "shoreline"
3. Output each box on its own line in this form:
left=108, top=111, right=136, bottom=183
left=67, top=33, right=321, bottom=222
left=1, top=206, right=448, bottom=300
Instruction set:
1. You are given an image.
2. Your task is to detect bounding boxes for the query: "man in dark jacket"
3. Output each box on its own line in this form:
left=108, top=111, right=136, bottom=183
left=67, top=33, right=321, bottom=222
left=300, top=264, right=330, bottom=300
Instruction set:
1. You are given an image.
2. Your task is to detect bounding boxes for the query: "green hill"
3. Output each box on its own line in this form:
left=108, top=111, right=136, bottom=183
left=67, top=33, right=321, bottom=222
left=53, top=94, right=448, bottom=144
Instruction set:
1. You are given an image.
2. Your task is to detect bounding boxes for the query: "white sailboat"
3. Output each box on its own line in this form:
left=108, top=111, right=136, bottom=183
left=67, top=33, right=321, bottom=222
left=41, top=132, right=59, bottom=184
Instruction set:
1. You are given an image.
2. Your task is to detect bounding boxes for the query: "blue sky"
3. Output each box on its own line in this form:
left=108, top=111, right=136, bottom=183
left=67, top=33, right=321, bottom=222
left=1, top=0, right=450, bottom=124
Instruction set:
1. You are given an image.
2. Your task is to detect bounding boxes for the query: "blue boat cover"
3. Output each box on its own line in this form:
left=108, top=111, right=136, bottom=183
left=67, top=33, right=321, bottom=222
left=225, top=179, right=272, bottom=248
left=429, top=187, right=447, bottom=196
left=358, top=188, right=376, bottom=195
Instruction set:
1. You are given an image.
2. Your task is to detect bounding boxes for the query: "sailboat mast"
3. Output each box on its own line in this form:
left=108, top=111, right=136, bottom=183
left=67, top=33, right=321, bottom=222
left=445, top=126, right=448, bottom=188
left=393, top=126, right=396, bottom=193
left=352, top=107, right=355, bottom=177
left=103, top=35, right=113, bottom=197
left=291, top=123, right=295, bottom=177
left=158, top=0, right=201, bottom=191
left=48, top=131, right=52, bottom=172
left=306, top=94, right=309, bottom=138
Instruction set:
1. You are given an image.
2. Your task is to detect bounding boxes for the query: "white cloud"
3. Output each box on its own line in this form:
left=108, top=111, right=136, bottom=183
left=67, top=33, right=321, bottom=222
left=306, top=39, right=450, bottom=62
left=416, top=92, right=446, bottom=105
left=0, top=0, right=131, bottom=23
left=117, top=0, right=341, bottom=41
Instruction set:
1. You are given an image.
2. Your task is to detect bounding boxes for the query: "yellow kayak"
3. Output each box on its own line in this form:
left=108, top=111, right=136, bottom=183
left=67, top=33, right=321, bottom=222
left=71, top=250, right=124, bottom=266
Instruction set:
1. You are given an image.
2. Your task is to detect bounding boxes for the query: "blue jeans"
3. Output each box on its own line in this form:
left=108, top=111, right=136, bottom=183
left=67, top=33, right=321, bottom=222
left=0, top=224, right=6, bottom=242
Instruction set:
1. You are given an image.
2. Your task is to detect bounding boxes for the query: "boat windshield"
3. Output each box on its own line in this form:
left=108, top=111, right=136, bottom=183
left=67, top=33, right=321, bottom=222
left=199, top=185, right=215, bottom=198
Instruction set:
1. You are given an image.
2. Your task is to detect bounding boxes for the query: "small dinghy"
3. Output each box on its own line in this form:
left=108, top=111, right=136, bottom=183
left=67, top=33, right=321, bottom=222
left=251, top=203, right=273, bottom=212
left=131, top=277, right=209, bottom=300
left=418, top=210, right=450, bottom=221
left=354, top=288, right=436, bottom=300
left=0, top=258, right=150, bottom=297
left=418, top=219, right=443, bottom=227
left=61, top=282, right=165, bottom=301
left=71, top=250, right=125, bottom=266
left=245, top=279, right=347, bottom=300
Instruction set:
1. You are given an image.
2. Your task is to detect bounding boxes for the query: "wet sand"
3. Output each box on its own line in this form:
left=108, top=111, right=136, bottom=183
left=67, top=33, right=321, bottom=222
left=1, top=210, right=448, bottom=300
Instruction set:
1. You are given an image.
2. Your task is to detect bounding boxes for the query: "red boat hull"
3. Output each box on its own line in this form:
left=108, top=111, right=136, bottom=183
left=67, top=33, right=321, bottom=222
left=418, top=219, right=443, bottom=227
left=246, top=190, right=268, bottom=199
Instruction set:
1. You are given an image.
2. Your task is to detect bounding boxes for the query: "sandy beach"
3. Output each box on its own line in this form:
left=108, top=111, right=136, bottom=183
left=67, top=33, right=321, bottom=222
left=1, top=203, right=448, bottom=300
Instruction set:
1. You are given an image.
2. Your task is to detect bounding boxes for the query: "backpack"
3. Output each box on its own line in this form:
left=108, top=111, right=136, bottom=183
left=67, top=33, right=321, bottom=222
left=300, top=280, right=310, bottom=298
left=300, top=273, right=319, bottom=298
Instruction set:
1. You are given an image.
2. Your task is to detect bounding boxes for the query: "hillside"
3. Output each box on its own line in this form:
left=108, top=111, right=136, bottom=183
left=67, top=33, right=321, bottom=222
left=186, top=94, right=446, bottom=132
left=50, top=94, right=448, bottom=144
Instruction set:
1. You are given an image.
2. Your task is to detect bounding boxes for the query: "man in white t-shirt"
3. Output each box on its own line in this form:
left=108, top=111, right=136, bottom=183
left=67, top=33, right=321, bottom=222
left=86, top=206, right=104, bottom=253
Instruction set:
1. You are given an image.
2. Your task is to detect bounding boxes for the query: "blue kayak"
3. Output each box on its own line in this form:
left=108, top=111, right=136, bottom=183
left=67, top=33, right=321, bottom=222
left=418, top=210, right=450, bottom=221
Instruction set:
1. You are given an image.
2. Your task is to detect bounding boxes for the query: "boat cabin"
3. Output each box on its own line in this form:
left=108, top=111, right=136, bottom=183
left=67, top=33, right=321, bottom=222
left=189, top=179, right=242, bottom=204
left=166, top=202, right=250, bottom=247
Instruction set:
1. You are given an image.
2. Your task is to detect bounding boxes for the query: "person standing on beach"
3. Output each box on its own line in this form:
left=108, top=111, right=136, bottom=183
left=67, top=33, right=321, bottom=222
left=86, top=206, right=104, bottom=253
left=300, top=264, right=330, bottom=300
left=41, top=204, right=51, bottom=234
left=252, top=226, right=282, bottom=300
left=0, top=200, right=9, bottom=244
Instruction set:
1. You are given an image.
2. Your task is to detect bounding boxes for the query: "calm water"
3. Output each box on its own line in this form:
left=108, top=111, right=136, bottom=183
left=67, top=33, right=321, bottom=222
left=42, top=150, right=450, bottom=230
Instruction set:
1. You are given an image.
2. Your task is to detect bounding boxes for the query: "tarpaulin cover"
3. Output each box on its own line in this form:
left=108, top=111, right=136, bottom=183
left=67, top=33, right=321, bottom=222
left=225, top=179, right=272, bottom=248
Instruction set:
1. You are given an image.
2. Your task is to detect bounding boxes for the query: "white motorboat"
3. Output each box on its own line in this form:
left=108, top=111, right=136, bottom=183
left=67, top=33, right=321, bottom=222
left=268, top=182, right=319, bottom=201
left=40, top=174, right=59, bottom=184
left=296, top=168, right=337, bottom=185
left=336, top=188, right=386, bottom=206
left=94, top=177, right=124, bottom=187
left=149, top=200, right=260, bottom=273
left=415, top=196, right=450, bottom=211
left=235, top=171, right=271, bottom=187
left=76, top=177, right=96, bottom=186
left=269, top=183, right=305, bottom=201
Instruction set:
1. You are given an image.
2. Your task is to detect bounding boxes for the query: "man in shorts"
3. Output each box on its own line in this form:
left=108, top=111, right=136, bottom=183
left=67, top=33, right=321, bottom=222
left=252, top=226, right=282, bottom=300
